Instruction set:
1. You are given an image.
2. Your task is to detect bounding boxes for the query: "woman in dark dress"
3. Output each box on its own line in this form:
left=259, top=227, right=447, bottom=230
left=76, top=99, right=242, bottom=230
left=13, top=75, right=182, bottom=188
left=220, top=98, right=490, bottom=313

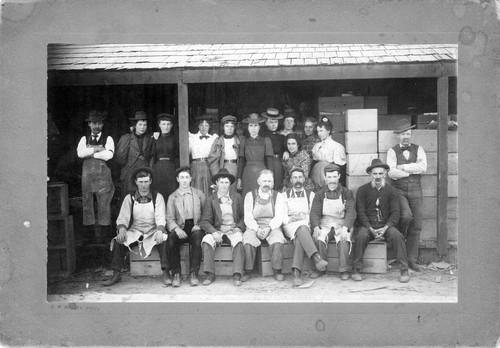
left=236, top=113, right=274, bottom=198
left=151, top=113, right=179, bottom=200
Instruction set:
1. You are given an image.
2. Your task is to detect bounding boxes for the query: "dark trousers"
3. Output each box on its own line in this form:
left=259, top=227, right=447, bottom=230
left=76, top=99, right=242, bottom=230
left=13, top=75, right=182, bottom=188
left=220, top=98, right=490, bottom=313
left=110, top=241, right=168, bottom=272
left=166, top=219, right=204, bottom=275
left=351, top=226, right=408, bottom=271
left=396, top=186, right=423, bottom=263
left=202, top=238, right=244, bottom=276
left=292, top=226, right=319, bottom=272
left=244, top=242, right=284, bottom=272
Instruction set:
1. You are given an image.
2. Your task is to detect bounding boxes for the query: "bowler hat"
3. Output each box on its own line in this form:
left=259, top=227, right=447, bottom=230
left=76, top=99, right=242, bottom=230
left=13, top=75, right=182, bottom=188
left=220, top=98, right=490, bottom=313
left=211, top=168, right=235, bottom=185
left=261, top=108, right=283, bottom=120
left=129, top=111, right=148, bottom=121
left=323, top=163, right=341, bottom=175
left=393, top=119, right=416, bottom=133
left=241, top=113, right=266, bottom=124
left=85, top=110, right=107, bottom=122
left=366, top=159, right=390, bottom=174
left=220, top=115, right=237, bottom=124
left=131, top=167, right=154, bottom=186
left=156, top=113, right=174, bottom=123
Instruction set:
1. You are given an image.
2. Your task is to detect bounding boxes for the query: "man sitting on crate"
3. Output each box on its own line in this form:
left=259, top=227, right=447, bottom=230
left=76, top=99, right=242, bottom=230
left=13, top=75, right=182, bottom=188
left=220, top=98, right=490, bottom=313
left=309, top=164, right=356, bottom=280
left=242, top=169, right=286, bottom=281
left=166, top=166, right=206, bottom=287
left=351, top=159, right=410, bottom=283
left=281, top=167, right=328, bottom=286
left=199, top=168, right=245, bottom=286
left=102, top=167, right=168, bottom=286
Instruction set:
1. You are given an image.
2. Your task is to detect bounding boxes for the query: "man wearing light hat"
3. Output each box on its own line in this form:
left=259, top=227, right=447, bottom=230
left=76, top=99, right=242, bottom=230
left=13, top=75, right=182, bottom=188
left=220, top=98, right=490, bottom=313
left=77, top=110, right=115, bottom=243
left=387, top=119, right=427, bottom=272
left=352, top=159, right=410, bottom=283
left=200, top=168, right=245, bottom=286
left=116, top=111, right=154, bottom=200
left=309, top=163, right=356, bottom=280
left=261, top=108, right=288, bottom=191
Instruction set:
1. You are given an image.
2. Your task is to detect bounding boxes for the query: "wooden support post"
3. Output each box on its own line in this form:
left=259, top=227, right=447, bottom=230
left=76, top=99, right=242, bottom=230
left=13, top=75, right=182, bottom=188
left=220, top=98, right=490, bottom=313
left=437, top=76, right=449, bottom=255
left=177, top=81, right=189, bottom=166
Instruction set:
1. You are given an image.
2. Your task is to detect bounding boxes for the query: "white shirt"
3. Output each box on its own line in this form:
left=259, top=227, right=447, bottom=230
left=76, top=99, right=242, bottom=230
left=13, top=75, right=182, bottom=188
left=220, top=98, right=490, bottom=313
left=387, top=144, right=427, bottom=179
left=77, top=132, right=114, bottom=161
left=312, top=137, right=346, bottom=166
left=243, top=189, right=285, bottom=231
left=223, top=137, right=238, bottom=160
left=189, top=131, right=217, bottom=159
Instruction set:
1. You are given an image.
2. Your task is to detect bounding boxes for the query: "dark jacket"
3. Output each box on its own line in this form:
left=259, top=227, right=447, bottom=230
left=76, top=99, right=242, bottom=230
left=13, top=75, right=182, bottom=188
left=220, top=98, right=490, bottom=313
left=310, top=185, right=356, bottom=230
left=355, top=182, right=400, bottom=229
left=200, top=190, right=245, bottom=234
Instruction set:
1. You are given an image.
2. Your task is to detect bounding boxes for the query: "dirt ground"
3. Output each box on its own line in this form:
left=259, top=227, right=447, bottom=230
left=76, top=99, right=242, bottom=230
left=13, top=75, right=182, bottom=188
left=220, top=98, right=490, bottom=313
left=47, top=263, right=457, bottom=303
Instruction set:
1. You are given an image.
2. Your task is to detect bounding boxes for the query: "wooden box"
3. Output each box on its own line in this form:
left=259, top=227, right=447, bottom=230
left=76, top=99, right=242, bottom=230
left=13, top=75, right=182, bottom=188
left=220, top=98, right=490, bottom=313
left=421, top=218, right=458, bottom=242
left=318, top=96, right=364, bottom=114
left=345, top=109, right=378, bottom=132
left=331, top=131, right=345, bottom=146
left=320, top=113, right=345, bottom=132
left=47, top=182, right=69, bottom=216
left=422, top=197, right=458, bottom=219
left=179, top=244, right=234, bottom=277
left=130, top=246, right=162, bottom=276
left=364, top=96, right=388, bottom=115
left=346, top=175, right=369, bottom=198
left=345, top=131, right=378, bottom=154
left=257, top=241, right=294, bottom=276
left=378, top=130, right=458, bottom=153
left=47, top=214, right=75, bottom=276
left=347, top=153, right=379, bottom=176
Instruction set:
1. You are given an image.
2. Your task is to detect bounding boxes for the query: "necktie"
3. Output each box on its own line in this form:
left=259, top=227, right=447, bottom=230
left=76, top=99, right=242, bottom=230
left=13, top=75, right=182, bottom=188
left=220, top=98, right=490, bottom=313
left=223, top=135, right=234, bottom=139
left=200, top=135, right=209, bottom=140
left=295, top=191, right=303, bottom=198
left=401, top=146, right=410, bottom=151
left=93, top=135, right=98, bottom=142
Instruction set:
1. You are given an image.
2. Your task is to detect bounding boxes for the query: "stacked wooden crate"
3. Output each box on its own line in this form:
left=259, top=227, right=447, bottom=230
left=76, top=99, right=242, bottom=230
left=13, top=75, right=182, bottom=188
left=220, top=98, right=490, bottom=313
left=47, top=182, right=76, bottom=277
left=318, top=96, right=364, bottom=146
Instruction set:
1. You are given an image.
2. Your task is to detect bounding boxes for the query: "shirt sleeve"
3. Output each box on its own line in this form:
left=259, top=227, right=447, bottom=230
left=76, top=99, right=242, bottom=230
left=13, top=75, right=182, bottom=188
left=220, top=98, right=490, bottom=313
left=332, top=141, right=347, bottom=166
left=309, top=190, right=323, bottom=230
left=280, top=192, right=290, bottom=226
left=269, top=192, right=285, bottom=230
left=387, top=148, right=410, bottom=179
left=76, top=136, right=94, bottom=158
left=166, top=194, right=180, bottom=232
left=401, top=146, right=427, bottom=174
left=116, top=194, right=132, bottom=230
left=244, top=192, right=259, bottom=231
left=93, top=136, right=114, bottom=161
left=154, top=193, right=167, bottom=232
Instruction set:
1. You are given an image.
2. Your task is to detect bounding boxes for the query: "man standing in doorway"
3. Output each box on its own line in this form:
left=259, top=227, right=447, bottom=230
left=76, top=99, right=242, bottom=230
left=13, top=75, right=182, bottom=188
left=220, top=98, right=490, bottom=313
left=387, top=119, right=427, bottom=272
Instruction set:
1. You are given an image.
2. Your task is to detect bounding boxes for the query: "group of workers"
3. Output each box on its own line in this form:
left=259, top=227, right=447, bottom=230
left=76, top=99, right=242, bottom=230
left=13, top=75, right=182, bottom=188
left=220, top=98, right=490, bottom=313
left=76, top=107, right=427, bottom=288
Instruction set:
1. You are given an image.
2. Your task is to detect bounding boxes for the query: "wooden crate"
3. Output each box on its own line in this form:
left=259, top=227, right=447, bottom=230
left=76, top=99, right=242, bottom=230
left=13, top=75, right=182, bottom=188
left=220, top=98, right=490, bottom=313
left=345, top=109, right=378, bottom=132
left=130, top=246, right=162, bottom=276
left=346, top=175, right=369, bottom=198
left=422, top=197, right=458, bottom=219
left=257, top=241, right=294, bottom=276
left=318, top=96, right=364, bottom=114
left=47, top=214, right=75, bottom=276
left=331, top=131, right=345, bottom=146
left=346, top=153, right=379, bottom=176
left=364, top=96, right=388, bottom=115
left=47, top=182, right=69, bottom=216
left=421, top=175, right=458, bottom=197
left=345, top=131, right=378, bottom=154
left=378, top=129, right=458, bottom=153
left=179, top=244, right=235, bottom=276
left=421, top=218, right=458, bottom=241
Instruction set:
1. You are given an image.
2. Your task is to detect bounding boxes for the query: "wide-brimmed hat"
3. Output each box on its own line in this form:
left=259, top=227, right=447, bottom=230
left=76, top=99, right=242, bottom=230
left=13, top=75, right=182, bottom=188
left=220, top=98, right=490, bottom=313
left=85, top=110, right=107, bottom=122
left=261, top=108, right=283, bottom=120
left=283, top=106, right=297, bottom=119
left=393, top=119, right=416, bottom=133
left=211, top=168, right=235, bottom=185
left=129, top=111, right=148, bottom=121
left=220, top=115, right=237, bottom=124
left=131, top=167, right=154, bottom=185
left=324, top=163, right=341, bottom=175
left=366, top=159, right=390, bottom=174
left=156, top=113, right=174, bottom=123
left=242, top=113, right=266, bottom=124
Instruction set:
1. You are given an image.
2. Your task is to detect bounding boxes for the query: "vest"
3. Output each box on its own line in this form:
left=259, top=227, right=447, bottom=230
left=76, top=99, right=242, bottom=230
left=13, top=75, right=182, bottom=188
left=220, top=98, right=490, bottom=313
left=391, top=143, right=421, bottom=187
left=86, top=132, right=111, bottom=167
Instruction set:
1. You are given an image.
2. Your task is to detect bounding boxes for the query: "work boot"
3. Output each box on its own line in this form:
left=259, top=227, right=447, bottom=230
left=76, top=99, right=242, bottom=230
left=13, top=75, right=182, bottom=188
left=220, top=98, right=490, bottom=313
left=163, top=269, right=172, bottom=286
left=312, top=253, right=328, bottom=272
left=202, top=272, right=215, bottom=286
left=408, top=261, right=421, bottom=272
left=233, top=273, right=242, bottom=287
left=340, top=272, right=350, bottom=281
left=102, top=270, right=121, bottom=287
left=274, top=269, right=285, bottom=281
left=351, top=269, right=362, bottom=281
left=172, top=273, right=181, bottom=287
left=292, top=268, right=303, bottom=287
left=309, top=270, right=325, bottom=279
left=241, top=272, right=252, bottom=282
left=190, top=272, right=199, bottom=286
left=399, top=269, right=410, bottom=283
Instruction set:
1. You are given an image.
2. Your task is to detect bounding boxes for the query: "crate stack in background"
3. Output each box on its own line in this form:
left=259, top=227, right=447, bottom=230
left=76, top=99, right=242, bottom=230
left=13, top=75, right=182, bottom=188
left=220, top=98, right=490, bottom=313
left=344, top=109, right=379, bottom=198
left=47, top=182, right=76, bottom=278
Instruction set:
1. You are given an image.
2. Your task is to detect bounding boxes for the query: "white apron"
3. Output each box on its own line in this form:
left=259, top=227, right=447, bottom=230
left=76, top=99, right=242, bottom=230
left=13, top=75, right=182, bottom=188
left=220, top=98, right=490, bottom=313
left=282, top=193, right=310, bottom=240
left=318, top=193, right=352, bottom=252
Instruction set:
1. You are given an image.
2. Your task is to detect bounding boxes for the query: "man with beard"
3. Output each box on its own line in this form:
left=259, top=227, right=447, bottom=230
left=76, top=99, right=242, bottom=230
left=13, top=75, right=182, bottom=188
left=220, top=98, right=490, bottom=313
left=242, top=169, right=286, bottom=281
left=351, top=159, right=410, bottom=283
left=281, top=168, right=328, bottom=286
left=309, top=164, right=356, bottom=280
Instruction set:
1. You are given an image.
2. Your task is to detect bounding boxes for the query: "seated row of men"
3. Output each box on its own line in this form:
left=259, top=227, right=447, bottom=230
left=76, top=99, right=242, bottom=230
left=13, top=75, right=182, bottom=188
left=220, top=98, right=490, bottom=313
left=103, top=157, right=412, bottom=288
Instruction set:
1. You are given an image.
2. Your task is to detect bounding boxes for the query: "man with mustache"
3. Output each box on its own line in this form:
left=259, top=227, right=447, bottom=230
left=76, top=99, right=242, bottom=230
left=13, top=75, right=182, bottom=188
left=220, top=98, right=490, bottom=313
left=351, top=159, right=410, bottom=283
left=242, top=169, right=286, bottom=281
left=281, top=167, right=328, bottom=286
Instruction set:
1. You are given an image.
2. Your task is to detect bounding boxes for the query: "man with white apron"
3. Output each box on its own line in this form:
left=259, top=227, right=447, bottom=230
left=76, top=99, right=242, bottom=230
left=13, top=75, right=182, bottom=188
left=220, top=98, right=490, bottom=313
left=76, top=110, right=115, bottom=243
left=102, top=167, right=168, bottom=286
left=199, top=168, right=245, bottom=286
left=281, top=167, right=328, bottom=286
left=310, top=164, right=356, bottom=280
left=242, top=169, right=286, bottom=281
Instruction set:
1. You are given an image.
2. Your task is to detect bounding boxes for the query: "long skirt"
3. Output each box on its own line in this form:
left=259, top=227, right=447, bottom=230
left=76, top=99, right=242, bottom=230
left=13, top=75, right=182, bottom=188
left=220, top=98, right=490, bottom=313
left=241, top=160, right=267, bottom=199
left=191, top=160, right=212, bottom=197
left=152, top=159, right=177, bottom=201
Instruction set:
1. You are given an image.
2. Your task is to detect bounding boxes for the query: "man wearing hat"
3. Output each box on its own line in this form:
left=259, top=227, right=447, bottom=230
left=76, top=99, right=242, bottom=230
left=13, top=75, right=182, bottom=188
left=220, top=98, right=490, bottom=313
left=76, top=110, right=115, bottom=243
left=261, top=108, right=288, bottom=190
left=281, top=167, right=328, bottom=286
left=166, top=166, right=206, bottom=287
left=352, top=159, right=410, bottom=283
left=189, top=113, right=218, bottom=198
left=199, top=168, right=245, bottom=286
left=116, top=111, right=154, bottom=200
left=207, top=115, right=240, bottom=191
left=309, top=164, right=356, bottom=280
left=386, top=119, right=427, bottom=272
left=102, top=167, right=168, bottom=286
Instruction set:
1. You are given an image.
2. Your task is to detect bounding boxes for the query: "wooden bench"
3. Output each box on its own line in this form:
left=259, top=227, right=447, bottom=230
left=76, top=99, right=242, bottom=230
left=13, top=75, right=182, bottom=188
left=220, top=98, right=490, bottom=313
left=129, top=245, right=162, bottom=276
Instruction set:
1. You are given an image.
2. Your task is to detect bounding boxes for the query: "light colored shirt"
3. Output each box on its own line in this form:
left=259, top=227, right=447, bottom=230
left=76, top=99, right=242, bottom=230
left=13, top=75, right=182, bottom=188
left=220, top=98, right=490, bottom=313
left=387, top=144, right=427, bottom=179
left=189, top=131, right=218, bottom=159
left=178, top=188, right=194, bottom=219
left=77, top=133, right=114, bottom=161
left=223, top=137, right=238, bottom=160
left=116, top=191, right=166, bottom=233
left=244, top=189, right=285, bottom=231
left=312, top=137, right=346, bottom=165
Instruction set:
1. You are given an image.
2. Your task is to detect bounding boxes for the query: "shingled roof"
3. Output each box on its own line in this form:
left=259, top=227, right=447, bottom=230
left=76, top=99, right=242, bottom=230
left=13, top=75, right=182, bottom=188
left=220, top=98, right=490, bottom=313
left=48, top=44, right=457, bottom=71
